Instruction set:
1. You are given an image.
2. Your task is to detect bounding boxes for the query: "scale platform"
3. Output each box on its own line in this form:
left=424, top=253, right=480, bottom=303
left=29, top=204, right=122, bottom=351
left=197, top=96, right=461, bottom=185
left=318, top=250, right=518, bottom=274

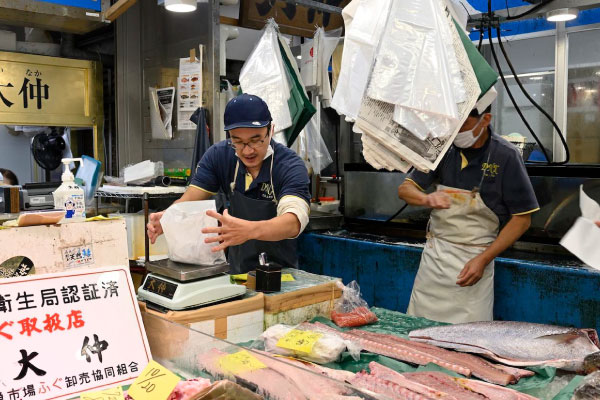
left=138, top=258, right=247, bottom=311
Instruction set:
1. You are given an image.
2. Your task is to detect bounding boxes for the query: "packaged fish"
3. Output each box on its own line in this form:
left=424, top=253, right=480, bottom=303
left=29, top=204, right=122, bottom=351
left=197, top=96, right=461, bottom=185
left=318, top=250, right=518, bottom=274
left=331, top=281, right=378, bottom=328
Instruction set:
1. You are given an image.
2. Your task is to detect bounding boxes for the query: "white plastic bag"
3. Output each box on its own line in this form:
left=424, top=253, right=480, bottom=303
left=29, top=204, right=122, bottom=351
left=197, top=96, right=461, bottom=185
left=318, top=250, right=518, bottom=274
left=239, top=19, right=292, bottom=131
left=304, top=118, right=333, bottom=174
left=161, top=201, right=226, bottom=265
left=259, top=323, right=361, bottom=364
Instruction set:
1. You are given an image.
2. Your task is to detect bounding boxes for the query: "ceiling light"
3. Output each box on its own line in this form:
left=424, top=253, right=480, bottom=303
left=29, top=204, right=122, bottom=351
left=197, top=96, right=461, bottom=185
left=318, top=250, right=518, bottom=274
left=576, top=86, right=585, bottom=90
left=296, top=55, right=302, bottom=60
left=546, top=8, right=579, bottom=22
left=165, top=0, right=196, bottom=12
left=586, top=89, right=598, bottom=94
left=595, top=71, right=600, bottom=77
left=529, top=76, right=544, bottom=80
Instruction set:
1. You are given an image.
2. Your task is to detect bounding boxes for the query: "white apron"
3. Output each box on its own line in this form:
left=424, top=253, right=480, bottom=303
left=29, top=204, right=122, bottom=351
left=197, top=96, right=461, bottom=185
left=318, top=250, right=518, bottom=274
left=407, top=184, right=500, bottom=324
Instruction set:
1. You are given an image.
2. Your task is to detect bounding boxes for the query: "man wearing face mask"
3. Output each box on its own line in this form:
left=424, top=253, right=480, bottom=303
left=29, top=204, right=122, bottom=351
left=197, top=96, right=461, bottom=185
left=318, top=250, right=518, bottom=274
left=397, top=105, right=539, bottom=323
left=147, top=94, right=311, bottom=274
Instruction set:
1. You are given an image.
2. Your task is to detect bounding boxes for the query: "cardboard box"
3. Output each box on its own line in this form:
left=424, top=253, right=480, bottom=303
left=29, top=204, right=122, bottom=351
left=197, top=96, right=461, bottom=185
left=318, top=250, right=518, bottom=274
left=0, top=219, right=128, bottom=276
left=140, top=292, right=265, bottom=360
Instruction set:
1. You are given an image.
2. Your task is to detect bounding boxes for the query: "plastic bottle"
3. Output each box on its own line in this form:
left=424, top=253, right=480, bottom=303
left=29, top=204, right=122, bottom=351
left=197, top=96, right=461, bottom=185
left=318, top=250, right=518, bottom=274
left=53, top=158, right=86, bottom=222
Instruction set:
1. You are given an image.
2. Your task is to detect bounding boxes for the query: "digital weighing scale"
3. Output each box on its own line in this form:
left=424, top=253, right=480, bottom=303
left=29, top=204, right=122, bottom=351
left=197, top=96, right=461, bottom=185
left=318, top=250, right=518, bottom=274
left=137, top=258, right=247, bottom=311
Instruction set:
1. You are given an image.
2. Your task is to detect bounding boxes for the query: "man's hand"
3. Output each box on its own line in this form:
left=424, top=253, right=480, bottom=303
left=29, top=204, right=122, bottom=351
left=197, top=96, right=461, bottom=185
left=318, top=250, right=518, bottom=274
left=457, top=255, right=489, bottom=287
left=596, top=221, right=600, bottom=228
left=147, top=211, right=165, bottom=244
left=425, top=192, right=451, bottom=209
left=202, top=209, right=255, bottom=252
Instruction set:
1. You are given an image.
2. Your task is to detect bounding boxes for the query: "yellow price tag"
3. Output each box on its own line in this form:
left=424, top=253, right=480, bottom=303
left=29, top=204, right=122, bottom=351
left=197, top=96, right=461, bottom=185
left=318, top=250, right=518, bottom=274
left=276, top=329, right=322, bottom=354
left=231, top=274, right=248, bottom=281
left=127, top=360, right=181, bottom=400
left=281, top=274, right=295, bottom=282
left=219, top=350, right=267, bottom=375
left=80, top=386, right=124, bottom=400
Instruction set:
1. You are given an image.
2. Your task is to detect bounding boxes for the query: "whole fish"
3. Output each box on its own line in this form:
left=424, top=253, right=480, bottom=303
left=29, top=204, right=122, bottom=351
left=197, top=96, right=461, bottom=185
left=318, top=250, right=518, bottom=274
left=409, top=321, right=600, bottom=371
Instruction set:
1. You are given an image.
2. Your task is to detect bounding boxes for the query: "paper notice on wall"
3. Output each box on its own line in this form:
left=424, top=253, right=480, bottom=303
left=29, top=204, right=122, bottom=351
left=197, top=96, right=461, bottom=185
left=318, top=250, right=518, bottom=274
left=149, top=86, right=175, bottom=140
left=177, top=55, right=202, bottom=131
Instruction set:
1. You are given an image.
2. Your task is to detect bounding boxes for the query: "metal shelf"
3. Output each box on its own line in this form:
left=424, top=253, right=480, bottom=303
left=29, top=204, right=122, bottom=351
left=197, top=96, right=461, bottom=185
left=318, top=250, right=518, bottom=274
left=95, top=190, right=183, bottom=199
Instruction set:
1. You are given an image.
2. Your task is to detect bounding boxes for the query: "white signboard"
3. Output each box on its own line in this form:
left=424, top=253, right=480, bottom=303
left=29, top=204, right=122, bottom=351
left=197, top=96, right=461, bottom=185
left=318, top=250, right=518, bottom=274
left=0, top=266, right=151, bottom=399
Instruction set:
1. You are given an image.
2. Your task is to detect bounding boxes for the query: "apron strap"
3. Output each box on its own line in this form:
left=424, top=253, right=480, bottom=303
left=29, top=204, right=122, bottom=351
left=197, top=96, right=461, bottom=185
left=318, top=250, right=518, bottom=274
left=229, top=147, right=277, bottom=205
left=230, top=160, right=240, bottom=194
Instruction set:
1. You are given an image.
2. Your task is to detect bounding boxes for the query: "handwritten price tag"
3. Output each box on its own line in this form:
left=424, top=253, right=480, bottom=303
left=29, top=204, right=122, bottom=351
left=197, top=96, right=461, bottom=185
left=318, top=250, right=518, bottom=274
left=219, top=350, right=266, bottom=375
left=281, top=273, right=295, bottom=282
left=80, top=387, right=124, bottom=400
left=276, top=329, right=322, bottom=354
left=127, top=360, right=181, bottom=400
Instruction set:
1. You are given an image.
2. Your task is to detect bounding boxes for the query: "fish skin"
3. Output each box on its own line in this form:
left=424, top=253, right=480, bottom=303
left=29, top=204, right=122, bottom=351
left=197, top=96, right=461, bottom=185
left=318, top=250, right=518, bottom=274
left=409, top=321, right=600, bottom=371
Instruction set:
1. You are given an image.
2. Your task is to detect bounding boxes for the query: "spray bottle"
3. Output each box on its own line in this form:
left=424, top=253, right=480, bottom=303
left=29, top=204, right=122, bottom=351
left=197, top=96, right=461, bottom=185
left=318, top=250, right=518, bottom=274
left=53, top=158, right=86, bottom=222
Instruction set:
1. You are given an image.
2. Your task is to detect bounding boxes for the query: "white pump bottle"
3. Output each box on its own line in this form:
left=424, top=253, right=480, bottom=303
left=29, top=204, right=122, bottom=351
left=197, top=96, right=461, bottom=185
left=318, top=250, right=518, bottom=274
left=53, top=158, right=86, bottom=222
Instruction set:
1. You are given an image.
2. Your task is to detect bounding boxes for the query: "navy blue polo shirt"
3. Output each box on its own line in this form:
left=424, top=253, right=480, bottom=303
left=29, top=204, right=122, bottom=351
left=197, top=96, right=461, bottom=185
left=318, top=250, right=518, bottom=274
left=190, top=140, right=310, bottom=204
left=407, top=130, right=539, bottom=225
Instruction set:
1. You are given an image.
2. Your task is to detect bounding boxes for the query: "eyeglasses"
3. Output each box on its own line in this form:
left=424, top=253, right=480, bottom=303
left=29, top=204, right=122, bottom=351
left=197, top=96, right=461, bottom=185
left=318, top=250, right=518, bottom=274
left=228, top=129, right=270, bottom=151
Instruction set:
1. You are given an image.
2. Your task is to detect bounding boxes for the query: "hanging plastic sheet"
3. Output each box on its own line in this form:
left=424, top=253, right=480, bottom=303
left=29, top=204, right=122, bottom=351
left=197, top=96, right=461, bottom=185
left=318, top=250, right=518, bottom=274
left=278, top=34, right=316, bottom=147
left=319, top=27, right=343, bottom=108
left=239, top=19, right=292, bottom=132
left=367, top=0, right=464, bottom=140
left=304, top=118, right=333, bottom=175
left=330, top=0, right=393, bottom=120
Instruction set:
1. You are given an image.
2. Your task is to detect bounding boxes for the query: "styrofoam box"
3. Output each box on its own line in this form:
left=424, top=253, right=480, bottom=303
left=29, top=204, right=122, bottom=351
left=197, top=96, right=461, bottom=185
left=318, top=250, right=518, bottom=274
left=0, top=219, right=129, bottom=275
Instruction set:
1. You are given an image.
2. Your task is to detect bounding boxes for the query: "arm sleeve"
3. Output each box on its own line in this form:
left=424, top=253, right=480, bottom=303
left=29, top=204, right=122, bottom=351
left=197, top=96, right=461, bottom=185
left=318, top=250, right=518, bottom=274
left=278, top=196, right=310, bottom=238
left=406, top=169, right=437, bottom=192
left=502, top=151, right=540, bottom=215
left=189, top=146, right=220, bottom=194
left=276, top=158, right=311, bottom=204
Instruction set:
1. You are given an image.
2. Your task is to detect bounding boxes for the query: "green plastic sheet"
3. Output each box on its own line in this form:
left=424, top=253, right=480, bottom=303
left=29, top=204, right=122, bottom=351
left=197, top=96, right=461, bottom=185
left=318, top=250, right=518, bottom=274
left=277, top=37, right=316, bottom=147
left=552, top=376, right=584, bottom=400
left=453, top=20, right=499, bottom=100
left=311, top=308, right=562, bottom=397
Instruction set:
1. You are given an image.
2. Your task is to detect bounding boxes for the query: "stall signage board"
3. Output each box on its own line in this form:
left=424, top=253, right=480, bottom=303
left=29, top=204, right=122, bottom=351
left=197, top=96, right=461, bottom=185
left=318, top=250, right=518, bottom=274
left=240, top=0, right=351, bottom=38
left=0, top=266, right=151, bottom=400
left=36, top=0, right=102, bottom=12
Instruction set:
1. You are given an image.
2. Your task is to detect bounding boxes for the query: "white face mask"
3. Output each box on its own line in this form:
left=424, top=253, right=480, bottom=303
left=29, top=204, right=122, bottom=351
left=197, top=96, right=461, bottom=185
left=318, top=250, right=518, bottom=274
left=454, top=117, right=485, bottom=149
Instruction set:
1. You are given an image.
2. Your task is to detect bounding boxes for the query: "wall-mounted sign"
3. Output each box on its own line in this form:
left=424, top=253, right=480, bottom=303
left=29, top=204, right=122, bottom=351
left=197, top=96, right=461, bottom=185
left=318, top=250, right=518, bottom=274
left=0, top=266, right=151, bottom=400
left=0, top=51, right=104, bottom=161
left=240, top=0, right=351, bottom=38
left=36, top=0, right=102, bottom=12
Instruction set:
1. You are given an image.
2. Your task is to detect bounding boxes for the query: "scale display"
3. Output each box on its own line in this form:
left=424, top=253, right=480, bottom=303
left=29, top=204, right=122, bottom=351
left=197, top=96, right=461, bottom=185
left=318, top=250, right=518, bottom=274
left=142, top=275, right=178, bottom=299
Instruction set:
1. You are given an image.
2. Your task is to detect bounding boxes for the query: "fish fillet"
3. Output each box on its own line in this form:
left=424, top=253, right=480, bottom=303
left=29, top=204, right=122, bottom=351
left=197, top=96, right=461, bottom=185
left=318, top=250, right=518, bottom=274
left=347, top=329, right=529, bottom=386
left=350, top=370, right=433, bottom=400
left=307, top=322, right=472, bottom=377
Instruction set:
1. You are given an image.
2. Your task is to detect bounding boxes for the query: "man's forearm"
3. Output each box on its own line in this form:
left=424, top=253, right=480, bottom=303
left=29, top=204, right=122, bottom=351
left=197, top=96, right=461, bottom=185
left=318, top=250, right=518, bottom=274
left=398, top=181, right=428, bottom=206
left=175, top=186, right=214, bottom=204
left=252, top=213, right=301, bottom=242
left=479, top=214, right=531, bottom=264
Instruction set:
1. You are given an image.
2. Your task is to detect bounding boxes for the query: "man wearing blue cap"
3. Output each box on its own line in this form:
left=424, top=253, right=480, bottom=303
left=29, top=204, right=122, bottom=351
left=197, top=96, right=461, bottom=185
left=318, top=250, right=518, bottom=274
left=147, top=94, right=311, bottom=274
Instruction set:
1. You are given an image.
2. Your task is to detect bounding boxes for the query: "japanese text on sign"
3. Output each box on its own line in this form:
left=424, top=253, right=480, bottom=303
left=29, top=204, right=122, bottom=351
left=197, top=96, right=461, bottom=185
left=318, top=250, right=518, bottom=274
left=0, top=267, right=151, bottom=400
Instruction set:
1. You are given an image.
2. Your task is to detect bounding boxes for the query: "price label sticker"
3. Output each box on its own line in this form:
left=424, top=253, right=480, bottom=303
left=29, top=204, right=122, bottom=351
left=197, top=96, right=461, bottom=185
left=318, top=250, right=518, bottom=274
left=281, top=273, right=295, bottom=282
left=80, top=386, right=124, bottom=400
left=219, top=350, right=267, bottom=375
left=276, top=329, right=322, bottom=354
left=127, top=360, right=181, bottom=400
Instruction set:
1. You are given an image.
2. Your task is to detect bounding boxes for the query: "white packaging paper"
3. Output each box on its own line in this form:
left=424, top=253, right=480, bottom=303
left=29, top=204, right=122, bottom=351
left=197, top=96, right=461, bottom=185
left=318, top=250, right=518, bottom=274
left=560, top=186, right=600, bottom=269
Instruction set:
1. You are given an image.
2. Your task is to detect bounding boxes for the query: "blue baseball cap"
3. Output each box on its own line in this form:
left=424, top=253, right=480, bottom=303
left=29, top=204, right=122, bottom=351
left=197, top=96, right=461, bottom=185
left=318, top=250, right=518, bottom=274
left=224, top=93, right=272, bottom=131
